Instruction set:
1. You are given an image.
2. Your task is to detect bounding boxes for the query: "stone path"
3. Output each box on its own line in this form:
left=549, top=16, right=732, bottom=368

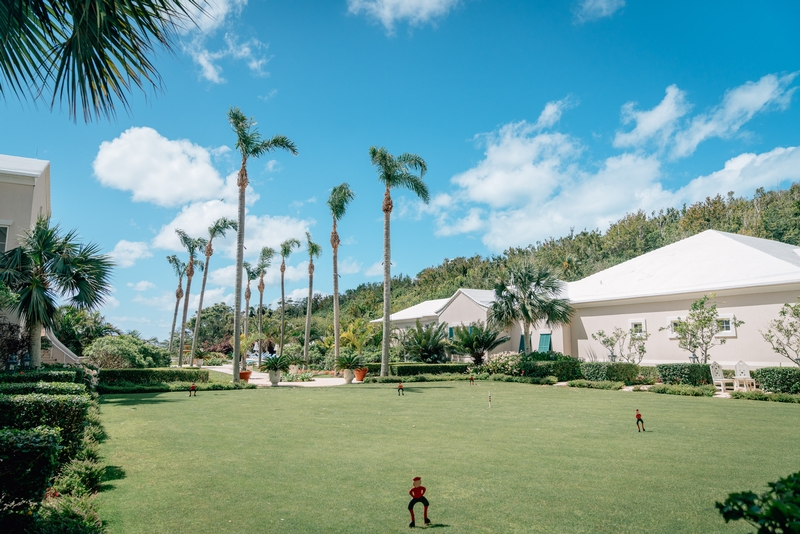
left=204, top=364, right=347, bottom=387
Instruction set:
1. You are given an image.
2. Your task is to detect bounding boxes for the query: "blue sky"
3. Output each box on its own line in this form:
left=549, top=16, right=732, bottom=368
left=1, top=0, right=799, bottom=339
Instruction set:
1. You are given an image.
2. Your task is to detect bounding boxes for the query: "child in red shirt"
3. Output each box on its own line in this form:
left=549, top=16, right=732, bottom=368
left=189, top=382, right=197, bottom=397
left=398, top=382, right=404, bottom=396
left=408, top=476, right=430, bottom=528
left=636, top=409, right=645, bottom=432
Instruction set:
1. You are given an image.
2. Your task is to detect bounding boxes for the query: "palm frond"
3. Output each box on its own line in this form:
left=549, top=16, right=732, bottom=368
left=280, top=238, right=301, bottom=259
left=305, top=232, right=322, bottom=260
left=209, top=217, right=238, bottom=240
left=166, top=254, right=185, bottom=278
left=395, top=173, right=430, bottom=203
left=327, top=182, right=356, bottom=221
left=258, top=247, right=275, bottom=272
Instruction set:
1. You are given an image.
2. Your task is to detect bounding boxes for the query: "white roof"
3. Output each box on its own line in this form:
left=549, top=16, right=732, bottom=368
left=566, top=230, right=800, bottom=304
left=456, top=288, right=497, bottom=308
left=0, top=154, right=49, bottom=177
left=370, top=298, right=450, bottom=323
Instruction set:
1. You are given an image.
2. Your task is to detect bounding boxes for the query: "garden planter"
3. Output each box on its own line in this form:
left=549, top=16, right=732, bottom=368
left=344, top=369, right=355, bottom=384
left=269, top=370, right=281, bottom=386
left=354, top=368, right=368, bottom=382
left=239, top=370, right=252, bottom=383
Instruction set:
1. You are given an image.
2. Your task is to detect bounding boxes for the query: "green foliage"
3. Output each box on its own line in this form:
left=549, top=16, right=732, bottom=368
left=389, top=363, right=470, bottom=376
left=258, top=355, right=294, bottom=372
left=637, top=366, right=660, bottom=384
left=51, top=459, right=104, bottom=497
left=0, top=394, right=90, bottom=459
left=0, top=369, right=76, bottom=383
left=656, top=363, right=713, bottom=386
left=84, top=334, right=171, bottom=369
left=0, top=381, right=86, bottom=396
left=96, top=381, right=255, bottom=394
left=731, top=391, right=800, bottom=403
left=523, top=360, right=583, bottom=381
left=752, top=367, right=800, bottom=394
left=0, top=317, right=30, bottom=368
left=579, top=363, right=640, bottom=385
left=648, top=384, right=716, bottom=397
left=34, top=494, right=106, bottom=534
left=398, top=320, right=449, bottom=363
left=0, top=280, right=18, bottom=308
left=51, top=306, right=121, bottom=357
left=660, top=295, right=744, bottom=363
left=335, top=353, right=362, bottom=370
left=567, top=380, right=625, bottom=390
left=716, top=470, right=800, bottom=533
left=448, top=321, right=510, bottom=365
left=0, top=426, right=61, bottom=512
left=591, top=326, right=650, bottom=364
left=98, top=368, right=208, bottom=385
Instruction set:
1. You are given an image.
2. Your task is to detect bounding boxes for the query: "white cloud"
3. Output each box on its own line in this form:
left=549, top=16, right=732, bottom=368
left=208, top=261, right=307, bottom=289
left=672, top=73, right=798, bottom=158
left=188, top=287, right=233, bottom=309
left=535, top=96, right=577, bottom=129
left=338, top=257, right=362, bottom=275
left=133, top=292, right=176, bottom=312
left=185, top=33, right=269, bottom=83
left=614, top=85, right=689, bottom=149
left=94, top=127, right=225, bottom=207
left=348, top=0, right=461, bottom=33
left=102, top=295, right=120, bottom=310
left=364, top=261, right=385, bottom=277
left=108, top=240, right=152, bottom=268
left=574, top=0, right=625, bottom=23
left=435, top=208, right=484, bottom=237
left=127, top=280, right=156, bottom=292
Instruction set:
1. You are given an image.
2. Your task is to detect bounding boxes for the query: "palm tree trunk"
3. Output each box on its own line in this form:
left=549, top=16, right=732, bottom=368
left=178, top=271, right=194, bottom=367
left=233, top=178, right=246, bottom=382
left=304, top=261, right=314, bottom=365
left=523, top=320, right=532, bottom=353
left=332, top=220, right=341, bottom=363
left=29, top=320, right=42, bottom=368
left=169, top=282, right=183, bottom=353
left=381, top=188, right=392, bottom=377
left=280, top=260, right=286, bottom=356
left=258, top=284, right=264, bottom=368
left=190, top=253, right=212, bottom=364
left=243, top=287, right=251, bottom=370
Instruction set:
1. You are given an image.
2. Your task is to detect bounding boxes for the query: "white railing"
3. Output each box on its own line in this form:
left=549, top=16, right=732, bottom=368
left=44, top=330, right=81, bottom=365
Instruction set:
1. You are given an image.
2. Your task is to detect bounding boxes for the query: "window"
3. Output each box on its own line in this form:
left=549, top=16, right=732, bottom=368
left=448, top=327, right=454, bottom=340
left=0, top=226, right=6, bottom=253
left=716, top=314, right=737, bottom=338
left=628, top=318, right=646, bottom=337
left=665, top=317, right=681, bottom=339
left=537, top=333, right=552, bottom=352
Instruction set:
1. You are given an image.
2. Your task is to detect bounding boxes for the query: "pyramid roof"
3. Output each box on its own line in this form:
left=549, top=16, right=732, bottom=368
left=370, top=298, right=450, bottom=323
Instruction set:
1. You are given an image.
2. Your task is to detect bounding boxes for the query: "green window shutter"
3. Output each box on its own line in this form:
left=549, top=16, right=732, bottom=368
left=469, top=326, right=473, bottom=334
left=537, top=333, right=552, bottom=353
left=448, top=327, right=454, bottom=340
left=518, top=335, right=525, bottom=352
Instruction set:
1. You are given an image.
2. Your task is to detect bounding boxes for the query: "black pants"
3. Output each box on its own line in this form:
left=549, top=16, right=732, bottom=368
left=408, top=496, right=429, bottom=510
left=398, top=388, right=404, bottom=395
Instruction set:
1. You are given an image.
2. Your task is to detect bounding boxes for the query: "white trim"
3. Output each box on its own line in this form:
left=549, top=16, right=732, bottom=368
left=715, top=314, right=737, bottom=338
left=666, top=316, right=682, bottom=339
left=0, top=172, right=36, bottom=186
left=0, top=224, right=8, bottom=254
left=628, top=318, right=646, bottom=336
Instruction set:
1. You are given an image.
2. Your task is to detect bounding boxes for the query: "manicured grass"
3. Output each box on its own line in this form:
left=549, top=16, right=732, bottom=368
left=95, top=382, right=800, bottom=533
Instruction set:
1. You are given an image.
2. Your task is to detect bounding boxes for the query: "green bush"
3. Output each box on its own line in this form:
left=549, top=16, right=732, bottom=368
left=51, top=459, right=105, bottom=497
left=656, top=364, right=713, bottom=386
left=96, top=381, right=255, bottom=394
left=636, top=366, right=659, bottom=385
left=523, top=360, right=583, bottom=381
left=361, top=373, right=555, bottom=385
left=34, top=495, right=106, bottom=534
left=648, top=384, right=716, bottom=397
left=0, top=426, right=61, bottom=512
left=389, top=363, right=470, bottom=376
left=567, top=380, right=625, bottom=390
left=0, top=381, right=87, bottom=396
left=522, top=351, right=574, bottom=362
left=580, top=363, right=640, bottom=384
left=364, top=363, right=382, bottom=375
left=84, top=335, right=171, bottom=369
left=98, top=368, right=209, bottom=385
left=0, top=394, right=90, bottom=459
left=752, top=367, right=800, bottom=394
left=730, top=391, right=800, bottom=403
left=716, top=470, right=800, bottom=533
left=0, top=370, right=77, bottom=384
left=489, top=374, right=557, bottom=385
left=203, top=357, right=225, bottom=366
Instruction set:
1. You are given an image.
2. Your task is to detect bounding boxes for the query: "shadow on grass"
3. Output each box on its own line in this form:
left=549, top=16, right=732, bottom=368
left=99, top=465, right=127, bottom=492
left=99, top=394, right=183, bottom=406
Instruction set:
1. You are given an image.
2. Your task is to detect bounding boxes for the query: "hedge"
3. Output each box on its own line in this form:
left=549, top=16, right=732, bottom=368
left=0, top=426, right=61, bottom=510
left=752, top=367, right=800, bottom=394
left=567, top=379, right=625, bottom=390
left=389, top=363, right=470, bottom=376
left=638, top=366, right=660, bottom=383
left=364, top=363, right=382, bottom=375
left=731, top=390, right=800, bottom=403
left=522, top=351, right=574, bottom=362
left=648, top=384, right=716, bottom=397
left=580, top=363, right=640, bottom=385
left=656, top=364, right=712, bottom=386
left=523, top=360, right=583, bottom=381
left=362, top=373, right=556, bottom=385
left=98, top=368, right=209, bottom=385
left=0, top=381, right=87, bottom=396
left=96, top=381, right=256, bottom=394
left=0, top=370, right=77, bottom=384
left=0, top=394, right=90, bottom=459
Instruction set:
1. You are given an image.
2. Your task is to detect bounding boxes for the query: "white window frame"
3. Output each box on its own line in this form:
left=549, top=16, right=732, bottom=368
left=628, top=318, right=646, bottom=338
left=715, top=314, right=737, bottom=338
left=0, top=220, right=11, bottom=254
left=666, top=317, right=682, bottom=340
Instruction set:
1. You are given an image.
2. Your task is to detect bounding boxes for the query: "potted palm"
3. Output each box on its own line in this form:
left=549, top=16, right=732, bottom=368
left=336, top=353, right=362, bottom=384
left=259, top=354, right=292, bottom=386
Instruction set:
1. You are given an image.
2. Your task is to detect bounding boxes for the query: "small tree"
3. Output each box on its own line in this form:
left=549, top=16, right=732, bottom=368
left=591, top=326, right=650, bottom=364
left=661, top=294, right=743, bottom=363
left=761, top=298, right=800, bottom=366
left=449, top=321, right=510, bottom=365
left=716, top=470, right=800, bottom=533
left=400, top=320, right=449, bottom=364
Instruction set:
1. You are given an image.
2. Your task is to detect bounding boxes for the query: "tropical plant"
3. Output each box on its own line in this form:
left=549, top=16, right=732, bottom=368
left=259, top=354, right=293, bottom=373
left=0, top=280, right=18, bottom=308
left=449, top=321, right=510, bottom=366
left=51, top=306, right=121, bottom=356
left=488, top=261, right=573, bottom=354
left=278, top=238, right=301, bottom=356
left=716, top=470, right=800, bottom=533
left=0, top=217, right=112, bottom=367
left=166, top=254, right=185, bottom=353
left=761, top=298, right=800, bottom=366
left=175, top=229, right=206, bottom=367
left=328, top=182, right=355, bottom=366
left=591, top=326, right=650, bottom=364
left=660, top=294, right=744, bottom=363
left=190, top=217, right=237, bottom=361
left=340, top=319, right=378, bottom=359
left=400, top=320, right=449, bottom=364
left=256, top=246, right=276, bottom=366
left=303, top=232, right=322, bottom=364
left=228, top=106, right=297, bottom=381
left=0, top=0, right=202, bottom=122
left=369, top=146, right=429, bottom=376
left=335, top=353, right=362, bottom=371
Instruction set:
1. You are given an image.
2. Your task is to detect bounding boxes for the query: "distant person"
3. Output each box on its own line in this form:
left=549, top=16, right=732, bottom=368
left=398, top=381, right=404, bottom=396
left=469, top=375, right=475, bottom=385
left=189, top=382, right=197, bottom=397
left=408, top=476, right=430, bottom=528
left=636, top=409, right=645, bottom=432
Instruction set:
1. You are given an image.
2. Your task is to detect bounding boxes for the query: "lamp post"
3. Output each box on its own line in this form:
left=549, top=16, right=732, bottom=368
left=5, top=355, right=18, bottom=373
left=689, top=353, right=699, bottom=364
left=608, top=353, right=617, bottom=363
left=21, top=353, right=31, bottom=370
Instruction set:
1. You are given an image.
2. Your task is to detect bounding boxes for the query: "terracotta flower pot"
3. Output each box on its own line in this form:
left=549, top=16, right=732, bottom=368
left=354, top=368, right=368, bottom=382
left=239, top=370, right=252, bottom=383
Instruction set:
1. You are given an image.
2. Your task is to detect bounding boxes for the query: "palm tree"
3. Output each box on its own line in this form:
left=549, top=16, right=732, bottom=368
left=243, top=261, right=259, bottom=341
left=449, top=321, right=510, bottom=365
left=0, top=217, right=112, bottom=367
left=256, top=246, right=275, bottom=367
left=228, top=106, right=297, bottom=381
left=303, top=232, right=322, bottom=364
left=278, top=238, right=301, bottom=356
left=166, top=254, right=185, bottom=353
left=190, top=217, right=237, bottom=362
left=176, top=230, right=206, bottom=367
left=341, top=319, right=377, bottom=359
left=400, top=320, right=449, bottom=363
left=488, top=261, right=574, bottom=353
left=369, top=146, right=429, bottom=376
left=1, top=0, right=202, bottom=122
left=327, top=183, right=355, bottom=365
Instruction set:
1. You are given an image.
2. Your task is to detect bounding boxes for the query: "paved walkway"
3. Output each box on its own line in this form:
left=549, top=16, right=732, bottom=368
left=204, top=365, right=347, bottom=387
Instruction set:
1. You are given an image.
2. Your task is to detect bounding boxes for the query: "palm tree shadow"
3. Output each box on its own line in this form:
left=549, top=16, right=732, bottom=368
left=98, top=465, right=126, bottom=492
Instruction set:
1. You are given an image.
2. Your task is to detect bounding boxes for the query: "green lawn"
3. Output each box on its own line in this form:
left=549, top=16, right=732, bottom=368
left=95, top=383, right=800, bottom=533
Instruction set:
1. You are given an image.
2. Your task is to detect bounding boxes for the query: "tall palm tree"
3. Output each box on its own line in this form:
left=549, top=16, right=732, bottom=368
left=278, top=238, right=301, bottom=356
left=1, top=0, right=202, bottom=122
left=243, top=261, right=259, bottom=341
left=0, top=217, right=112, bottom=367
left=327, top=183, right=355, bottom=364
left=256, top=246, right=275, bottom=367
left=190, top=217, right=237, bottom=360
left=488, top=261, right=574, bottom=353
left=303, top=232, right=322, bottom=364
left=369, top=146, right=429, bottom=376
left=166, top=254, right=185, bottom=353
left=228, top=106, right=297, bottom=381
left=176, top=230, right=206, bottom=367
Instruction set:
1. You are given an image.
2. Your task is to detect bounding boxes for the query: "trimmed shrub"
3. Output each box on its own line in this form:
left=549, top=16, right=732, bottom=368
left=656, top=364, right=712, bottom=386
left=580, top=363, right=640, bottom=384
left=636, top=366, right=660, bottom=385
left=98, top=368, right=209, bottom=385
left=389, top=363, right=470, bottom=376
left=524, top=360, right=583, bottom=381
left=35, top=495, right=105, bottom=534
left=567, top=379, right=625, bottom=390
left=522, top=351, right=574, bottom=362
left=0, top=381, right=87, bottom=396
left=364, top=363, right=382, bottom=375
left=0, top=394, right=90, bottom=458
left=649, top=384, right=716, bottom=397
left=752, top=367, right=800, bottom=394
left=0, top=426, right=61, bottom=512
left=96, top=381, right=255, bottom=394
left=0, top=370, right=77, bottom=384
left=51, top=459, right=105, bottom=497
left=84, top=335, right=170, bottom=369
left=731, top=391, right=800, bottom=403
